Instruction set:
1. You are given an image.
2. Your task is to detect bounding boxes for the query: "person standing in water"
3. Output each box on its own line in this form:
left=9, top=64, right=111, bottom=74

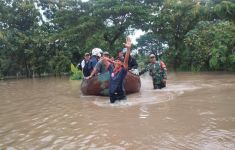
left=101, top=37, right=132, bottom=103
left=139, top=54, right=167, bottom=89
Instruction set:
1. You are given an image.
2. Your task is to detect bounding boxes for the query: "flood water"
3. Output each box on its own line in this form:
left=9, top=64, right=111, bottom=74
left=0, top=72, right=234, bottom=150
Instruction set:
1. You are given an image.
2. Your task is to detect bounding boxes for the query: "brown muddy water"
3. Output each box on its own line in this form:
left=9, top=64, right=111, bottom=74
left=0, top=72, right=234, bottom=150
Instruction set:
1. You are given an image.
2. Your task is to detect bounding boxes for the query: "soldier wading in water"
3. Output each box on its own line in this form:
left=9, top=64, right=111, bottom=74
left=140, top=54, right=167, bottom=89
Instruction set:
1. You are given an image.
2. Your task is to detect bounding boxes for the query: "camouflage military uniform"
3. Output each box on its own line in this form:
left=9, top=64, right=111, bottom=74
left=140, top=60, right=167, bottom=89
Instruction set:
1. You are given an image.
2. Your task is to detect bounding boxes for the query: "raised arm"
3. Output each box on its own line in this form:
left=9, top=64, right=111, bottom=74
left=123, top=37, right=132, bottom=70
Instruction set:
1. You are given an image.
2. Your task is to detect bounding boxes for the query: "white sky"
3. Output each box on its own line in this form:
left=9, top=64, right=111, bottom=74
left=129, top=29, right=145, bottom=45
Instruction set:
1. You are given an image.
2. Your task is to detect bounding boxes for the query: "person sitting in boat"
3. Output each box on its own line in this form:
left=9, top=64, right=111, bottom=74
left=139, top=54, right=167, bottom=89
left=122, top=48, right=139, bottom=75
left=90, top=48, right=103, bottom=69
left=80, top=52, right=92, bottom=77
left=86, top=51, right=110, bottom=79
left=101, top=37, right=132, bottom=103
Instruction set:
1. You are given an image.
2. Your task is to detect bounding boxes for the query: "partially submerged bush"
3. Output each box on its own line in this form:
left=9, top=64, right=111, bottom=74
left=70, top=64, right=82, bottom=80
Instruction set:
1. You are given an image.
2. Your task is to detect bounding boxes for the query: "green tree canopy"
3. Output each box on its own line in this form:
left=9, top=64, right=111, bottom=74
left=0, top=0, right=235, bottom=78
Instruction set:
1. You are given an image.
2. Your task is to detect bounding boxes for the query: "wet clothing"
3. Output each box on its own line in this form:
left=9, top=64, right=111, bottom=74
left=82, top=60, right=93, bottom=77
left=140, top=60, right=167, bottom=89
left=107, top=64, right=127, bottom=103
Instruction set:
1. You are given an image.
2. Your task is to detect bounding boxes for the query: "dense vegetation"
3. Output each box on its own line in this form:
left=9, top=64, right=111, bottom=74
left=0, top=0, right=234, bottom=79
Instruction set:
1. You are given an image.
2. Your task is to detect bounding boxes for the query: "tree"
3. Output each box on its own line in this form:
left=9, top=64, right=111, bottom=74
left=150, top=0, right=207, bottom=69
left=1, top=0, right=235, bottom=78
left=184, top=21, right=235, bottom=71
left=0, top=0, right=42, bottom=77
left=89, top=0, right=151, bottom=52
left=136, top=33, right=167, bottom=56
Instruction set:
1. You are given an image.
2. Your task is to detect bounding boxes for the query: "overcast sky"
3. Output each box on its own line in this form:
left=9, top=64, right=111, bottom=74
left=129, top=29, right=145, bottom=45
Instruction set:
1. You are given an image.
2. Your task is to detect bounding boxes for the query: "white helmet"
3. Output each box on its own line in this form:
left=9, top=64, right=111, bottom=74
left=92, top=48, right=103, bottom=56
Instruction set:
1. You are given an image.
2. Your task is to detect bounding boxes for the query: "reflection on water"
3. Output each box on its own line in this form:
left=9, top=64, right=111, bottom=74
left=0, top=72, right=235, bottom=149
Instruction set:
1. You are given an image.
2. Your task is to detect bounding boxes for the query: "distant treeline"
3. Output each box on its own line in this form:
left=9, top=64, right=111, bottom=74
left=0, top=0, right=234, bottom=79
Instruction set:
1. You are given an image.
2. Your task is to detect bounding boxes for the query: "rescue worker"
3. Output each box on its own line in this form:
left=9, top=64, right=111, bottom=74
left=139, top=54, right=167, bottom=89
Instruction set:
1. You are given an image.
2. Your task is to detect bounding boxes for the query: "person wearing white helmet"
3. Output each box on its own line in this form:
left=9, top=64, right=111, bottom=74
left=90, top=48, right=103, bottom=68
left=86, top=51, right=110, bottom=79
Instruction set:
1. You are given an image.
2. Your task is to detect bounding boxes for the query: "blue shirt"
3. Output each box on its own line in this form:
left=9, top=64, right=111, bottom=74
left=90, top=55, right=98, bottom=68
left=108, top=64, right=127, bottom=94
